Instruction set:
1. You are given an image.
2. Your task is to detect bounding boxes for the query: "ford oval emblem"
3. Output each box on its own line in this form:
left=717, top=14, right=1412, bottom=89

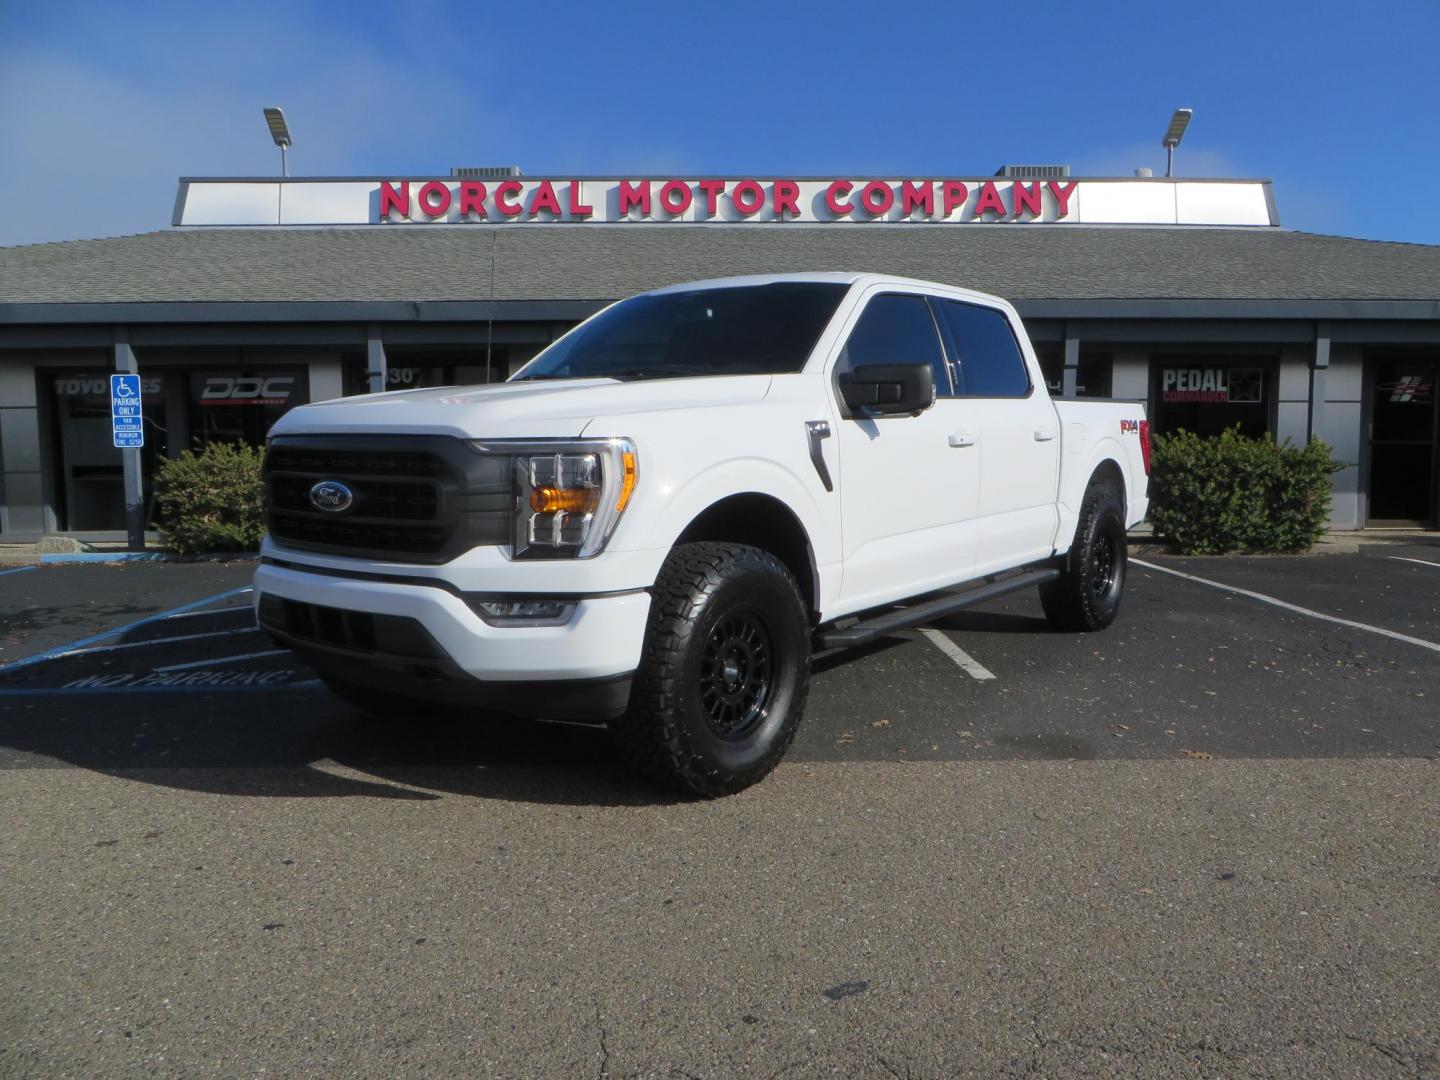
left=308, top=480, right=354, bottom=514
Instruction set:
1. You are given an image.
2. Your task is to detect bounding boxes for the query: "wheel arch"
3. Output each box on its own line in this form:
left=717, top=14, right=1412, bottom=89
left=674, top=492, right=820, bottom=622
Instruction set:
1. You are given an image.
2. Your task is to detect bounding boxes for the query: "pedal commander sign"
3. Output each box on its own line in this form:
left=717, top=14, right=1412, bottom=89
left=173, top=177, right=1279, bottom=228
left=1161, top=367, right=1263, bottom=404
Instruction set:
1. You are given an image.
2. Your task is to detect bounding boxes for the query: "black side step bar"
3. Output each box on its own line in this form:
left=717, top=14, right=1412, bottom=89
left=815, top=568, right=1062, bottom=650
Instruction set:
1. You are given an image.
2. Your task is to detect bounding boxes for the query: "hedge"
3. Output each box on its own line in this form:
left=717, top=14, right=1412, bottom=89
left=1148, top=426, right=1341, bottom=555
left=153, top=441, right=266, bottom=555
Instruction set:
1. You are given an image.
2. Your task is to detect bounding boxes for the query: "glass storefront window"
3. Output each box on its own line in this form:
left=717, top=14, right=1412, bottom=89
left=51, top=371, right=168, bottom=530
left=189, top=369, right=308, bottom=449
left=1151, top=361, right=1271, bottom=438
left=1036, top=352, right=1112, bottom=399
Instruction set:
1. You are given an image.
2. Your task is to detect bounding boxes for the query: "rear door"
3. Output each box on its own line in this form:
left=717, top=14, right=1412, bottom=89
left=934, top=299, right=1061, bottom=576
left=830, top=289, right=980, bottom=613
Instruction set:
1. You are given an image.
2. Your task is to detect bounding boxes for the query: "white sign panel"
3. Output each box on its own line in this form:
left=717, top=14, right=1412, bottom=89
left=174, top=177, right=1278, bottom=228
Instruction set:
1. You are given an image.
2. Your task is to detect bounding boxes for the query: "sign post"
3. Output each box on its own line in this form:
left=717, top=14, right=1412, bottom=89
left=110, top=341, right=146, bottom=551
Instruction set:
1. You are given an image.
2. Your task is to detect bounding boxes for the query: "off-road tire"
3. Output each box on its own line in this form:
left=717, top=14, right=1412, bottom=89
left=610, top=542, right=811, bottom=797
left=1041, top=482, right=1128, bottom=632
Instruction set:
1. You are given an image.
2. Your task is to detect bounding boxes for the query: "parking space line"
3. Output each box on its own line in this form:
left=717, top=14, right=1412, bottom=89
left=0, top=680, right=323, bottom=697
left=919, top=628, right=996, bottom=680
left=1390, top=556, right=1440, bottom=570
left=48, top=627, right=257, bottom=660
left=153, top=648, right=288, bottom=672
left=2, top=585, right=254, bottom=671
left=1132, top=557, right=1440, bottom=655
left=0, top=566, right=37, bottom=578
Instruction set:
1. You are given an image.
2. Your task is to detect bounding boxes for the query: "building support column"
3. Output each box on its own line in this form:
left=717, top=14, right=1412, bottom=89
left=113, top=328, right=145, bottom=551
left=1309, top=322, right=1330, bottom=443
left=1061, top=329, right=1080, bottom=399
left=366, top=324, right=387, bottom=395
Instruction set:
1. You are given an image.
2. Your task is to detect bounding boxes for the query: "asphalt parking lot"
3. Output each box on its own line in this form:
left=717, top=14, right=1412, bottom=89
left=1, top=543, right=1437, bottom=1077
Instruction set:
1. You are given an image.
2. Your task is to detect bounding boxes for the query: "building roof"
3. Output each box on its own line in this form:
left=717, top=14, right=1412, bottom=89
left=3, top=225, right=1440, bottom=321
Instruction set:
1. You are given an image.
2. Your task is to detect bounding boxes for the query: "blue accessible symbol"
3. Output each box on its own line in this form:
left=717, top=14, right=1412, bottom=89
left=111, top=373, right=145, bottom=448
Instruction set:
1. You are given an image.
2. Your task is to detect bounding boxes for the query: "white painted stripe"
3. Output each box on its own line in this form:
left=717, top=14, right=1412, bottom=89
left=920, top=628, right=996, bottom=680
left=50, top=627, right=257, bottom=660
left=1390, top=556, right=1440, bottom=570
left=152, top=648, right=288, bottom=673
left=158, top=604, right=255, bottom=622
left=1132, top=557, right=1440, bottom=655
left=0, top=566, right=37, bottom=578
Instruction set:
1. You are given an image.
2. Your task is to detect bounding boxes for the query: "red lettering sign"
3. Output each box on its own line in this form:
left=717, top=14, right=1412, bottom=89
left=860, top=181, right=894, bottom=215
left=698, top=179, right=726, bottom=216
left=941, top=180, right=969, bottom=216
left=732, top=179, right=765, bottom=216
left=418, top=181, right=452, bottom=217
left=495, top=180, right=524, bottom=218
left=1047, top=180, right=1077, bottom=218
left=529, top=179, right=563, bottom=217
left=825, top=180, right=854, bottom=215
left=1012, top=181, right=1042, bottom=217
left=973, top=181, right=1007, bottom=218
left=773, top=179, right=800, bottom=218
left=658, top=179, right=693, bottom=215
left=619, top=180, right=651, bottom=215
left=568, top=181, right=594, bottom=218
left=380, top=181, right=410, bottom=218
left=458, top=181, right=487, bottom=218
left=901, top=180, right=934, bottom=215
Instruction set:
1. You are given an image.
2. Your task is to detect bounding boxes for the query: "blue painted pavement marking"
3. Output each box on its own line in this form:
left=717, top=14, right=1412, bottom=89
left=1, top=585, right=254, bottom=672
left=0, top=566, right=37, bottom=578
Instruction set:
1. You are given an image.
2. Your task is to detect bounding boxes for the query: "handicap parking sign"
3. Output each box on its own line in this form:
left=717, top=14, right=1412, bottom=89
left=111, top=373, right=144, bottom=448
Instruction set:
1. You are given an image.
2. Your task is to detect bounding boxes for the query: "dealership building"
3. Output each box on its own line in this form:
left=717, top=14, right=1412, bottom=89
left=2, top=170, right=1439, bottom=537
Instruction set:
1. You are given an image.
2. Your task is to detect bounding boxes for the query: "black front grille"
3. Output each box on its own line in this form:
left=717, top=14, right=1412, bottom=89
left=263, top=435, right=512, bottom=563
left=258, top=594, right=443, bottom=659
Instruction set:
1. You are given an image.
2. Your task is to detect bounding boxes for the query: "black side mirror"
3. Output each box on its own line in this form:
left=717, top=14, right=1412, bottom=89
left=839, top=363, right=936, bottom=417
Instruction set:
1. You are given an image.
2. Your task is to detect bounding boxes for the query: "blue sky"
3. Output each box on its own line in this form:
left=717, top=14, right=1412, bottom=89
left=2, top=0, right=1438, bottom=247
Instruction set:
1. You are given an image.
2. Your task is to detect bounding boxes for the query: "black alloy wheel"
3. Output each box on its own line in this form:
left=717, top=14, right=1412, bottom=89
left=699, top=610, right=774, bottom=740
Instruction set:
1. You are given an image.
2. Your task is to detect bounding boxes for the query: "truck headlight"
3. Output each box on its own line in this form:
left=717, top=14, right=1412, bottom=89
left=469, top=438, right=637, bottom=559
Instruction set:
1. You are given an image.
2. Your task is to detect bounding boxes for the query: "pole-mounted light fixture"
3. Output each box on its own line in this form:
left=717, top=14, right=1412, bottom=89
left=1162, top=107, right=1193, bottom=178
left=263, top=106, right=292, bottom=177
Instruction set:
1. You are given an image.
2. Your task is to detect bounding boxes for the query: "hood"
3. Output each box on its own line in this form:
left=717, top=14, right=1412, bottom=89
left=268, top=374, right=775, bottom=440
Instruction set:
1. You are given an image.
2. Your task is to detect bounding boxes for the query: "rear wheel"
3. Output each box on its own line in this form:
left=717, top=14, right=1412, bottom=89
left=610, top=541, right=811, bottom=797
left=1041, top=483, right=1128, bottom=632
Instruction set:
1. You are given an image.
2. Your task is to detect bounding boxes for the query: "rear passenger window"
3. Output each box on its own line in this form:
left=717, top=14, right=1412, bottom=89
left=837, top=293, right=951, bottom=395
left=939, top=301, right=1031, bottom=398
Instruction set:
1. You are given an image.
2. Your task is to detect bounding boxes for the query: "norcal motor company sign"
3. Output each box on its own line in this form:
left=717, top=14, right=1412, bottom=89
left=377, top=177, right=1078, bottom=224
left=172, top=176, right=1279, bottom=228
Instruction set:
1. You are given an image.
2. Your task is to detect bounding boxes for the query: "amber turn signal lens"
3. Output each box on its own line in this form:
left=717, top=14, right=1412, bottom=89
left=530, top=486, right=601, bottom=514
left=615, top=451, right=638, bottom=512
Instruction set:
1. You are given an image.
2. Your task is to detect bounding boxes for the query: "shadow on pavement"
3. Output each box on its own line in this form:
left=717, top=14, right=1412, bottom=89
left=0, top=691, right=684, bottom=807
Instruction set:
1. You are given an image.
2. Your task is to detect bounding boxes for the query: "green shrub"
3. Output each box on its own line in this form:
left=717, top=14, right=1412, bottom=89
left=153, top=441, right=266, bottom=555
left=1148, top=426, right=1341, bottom=555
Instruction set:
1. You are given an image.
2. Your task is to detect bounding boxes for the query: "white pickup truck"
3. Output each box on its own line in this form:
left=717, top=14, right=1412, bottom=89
left=255, top=273, right=1150, bottom=795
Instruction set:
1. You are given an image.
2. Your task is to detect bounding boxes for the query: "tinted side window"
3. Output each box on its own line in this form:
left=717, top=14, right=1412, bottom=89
left=940, top=301, right=1031, bottom=398
left=837, top=293, right=950, bottom=394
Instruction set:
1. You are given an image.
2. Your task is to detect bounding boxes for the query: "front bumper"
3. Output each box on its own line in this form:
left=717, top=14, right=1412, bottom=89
left=253, top=561, right=651, bottom=721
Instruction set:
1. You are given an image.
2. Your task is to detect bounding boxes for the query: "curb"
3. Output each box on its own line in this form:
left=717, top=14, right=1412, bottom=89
left=33, top=551, right=258, bottom=565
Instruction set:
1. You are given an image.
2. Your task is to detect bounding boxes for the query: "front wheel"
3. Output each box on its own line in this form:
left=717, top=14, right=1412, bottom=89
left=610, top=542, right=811, bottom=797
left=1041, top=484, right=1128, bottom=632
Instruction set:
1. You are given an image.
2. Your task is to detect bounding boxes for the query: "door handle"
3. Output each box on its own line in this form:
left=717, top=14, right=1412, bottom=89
left=948, top=432, right=977, bottom=448
left=1034, top=427, right=1057, bottom=442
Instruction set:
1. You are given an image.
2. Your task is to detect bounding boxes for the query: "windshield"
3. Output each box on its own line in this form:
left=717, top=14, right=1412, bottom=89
left=513, top=282, right=849, bottom=381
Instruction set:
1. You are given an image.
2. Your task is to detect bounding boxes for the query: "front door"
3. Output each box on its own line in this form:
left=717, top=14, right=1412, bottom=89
left=1367, top=357, right=1438, bottom=525
left=831, top=290, right=981, bottom=614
